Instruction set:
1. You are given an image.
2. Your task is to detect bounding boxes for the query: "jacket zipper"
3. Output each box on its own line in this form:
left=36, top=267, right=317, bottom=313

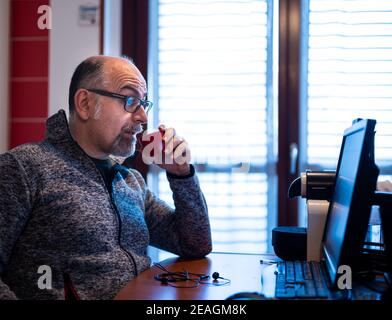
left=109, top=198, right=139, bottom=275
left=65, top=128, right=139, bottom=276
left=90, top=159, right=139, bottom=276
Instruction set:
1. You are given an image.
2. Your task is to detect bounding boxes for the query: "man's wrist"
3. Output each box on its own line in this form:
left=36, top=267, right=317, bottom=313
left=166, top=164, right=195, bottom=179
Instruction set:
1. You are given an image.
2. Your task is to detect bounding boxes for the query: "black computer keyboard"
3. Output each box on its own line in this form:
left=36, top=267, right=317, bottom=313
left=275, top=261, right=329, bottom=299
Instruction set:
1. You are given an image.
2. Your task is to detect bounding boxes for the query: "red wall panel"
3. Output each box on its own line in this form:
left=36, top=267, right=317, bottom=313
left=10, top=122, right=46, bottom=149
left=10, top=81, right=48, bottom=118
left=11, top=0, right=49, bottom=37
left=11, top=40, right=48, bottom=77
left=9, top=0, right=49, bottom=148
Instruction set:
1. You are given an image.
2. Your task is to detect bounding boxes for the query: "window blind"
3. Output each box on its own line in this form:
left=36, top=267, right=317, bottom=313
left=304, top=0, right=392, bottom=176
left=149, top=0, right=276, bottom=255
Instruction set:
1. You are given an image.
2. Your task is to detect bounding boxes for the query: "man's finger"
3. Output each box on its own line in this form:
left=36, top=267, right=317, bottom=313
left=173, top=141, right=191, bottom=165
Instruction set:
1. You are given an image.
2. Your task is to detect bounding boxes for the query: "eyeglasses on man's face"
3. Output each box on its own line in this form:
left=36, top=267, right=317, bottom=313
left=86, top=88, right=153, bottom=114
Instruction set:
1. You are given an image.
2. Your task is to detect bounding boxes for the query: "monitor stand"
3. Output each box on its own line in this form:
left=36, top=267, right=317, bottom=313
left=373, top=192, right=392, bottom=274
left=371, top=191, right=392, bottom=300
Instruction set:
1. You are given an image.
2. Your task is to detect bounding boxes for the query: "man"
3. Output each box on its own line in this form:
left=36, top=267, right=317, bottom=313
left=0, top=55, right=212, bottom=299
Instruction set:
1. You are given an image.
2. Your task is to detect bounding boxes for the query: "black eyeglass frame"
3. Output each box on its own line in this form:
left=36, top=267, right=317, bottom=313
left=86, top=88, right=153, bottom=114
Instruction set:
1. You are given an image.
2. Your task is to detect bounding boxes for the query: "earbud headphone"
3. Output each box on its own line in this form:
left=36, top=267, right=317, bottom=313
left=208, top=272, right=231, bottom=286
left=154, top=273, right=174, bottom=284
left=155, top=271, right=231, bottom=287
left=153, top=263, right=231, bottom=287
left=154, top=271, right=203, bottom=288
left=212, top=272, right=223, bottom=280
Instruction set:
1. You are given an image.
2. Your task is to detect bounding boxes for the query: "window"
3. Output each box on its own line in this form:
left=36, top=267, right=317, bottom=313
left=301, top=0, right=392, bottom=174
left=299, top=0, right=392, bottom=225
left=148, top=0, right=277, bottom=257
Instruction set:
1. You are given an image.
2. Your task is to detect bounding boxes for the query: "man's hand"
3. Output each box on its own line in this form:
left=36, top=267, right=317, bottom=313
left=157, top=125, right=191, bottom=176
left=377, top=180, right=392, bottom=192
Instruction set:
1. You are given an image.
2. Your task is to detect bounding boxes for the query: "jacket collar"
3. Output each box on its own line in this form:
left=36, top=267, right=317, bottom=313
left=44, top=109, right=125, bottom=166
left=45, top=109, right=74, bottom=144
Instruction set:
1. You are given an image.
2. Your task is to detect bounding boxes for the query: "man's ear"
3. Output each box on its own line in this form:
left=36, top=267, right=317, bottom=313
left=74, top=88, right=93, bottom=121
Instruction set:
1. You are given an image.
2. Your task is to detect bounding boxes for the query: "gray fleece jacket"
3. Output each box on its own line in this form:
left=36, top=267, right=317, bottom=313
left=0, top=110, right=212, bottom=300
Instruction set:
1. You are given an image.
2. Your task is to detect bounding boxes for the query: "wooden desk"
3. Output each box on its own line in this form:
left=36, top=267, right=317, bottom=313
left=115, top=252, right=277, bottom=300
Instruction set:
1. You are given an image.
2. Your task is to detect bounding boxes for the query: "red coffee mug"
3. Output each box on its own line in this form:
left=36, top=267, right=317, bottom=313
left=138, top=128, right=167, bottom=163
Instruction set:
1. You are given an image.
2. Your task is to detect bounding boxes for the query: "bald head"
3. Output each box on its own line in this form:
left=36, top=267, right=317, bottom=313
left=68, top=55, right=142, bottom=114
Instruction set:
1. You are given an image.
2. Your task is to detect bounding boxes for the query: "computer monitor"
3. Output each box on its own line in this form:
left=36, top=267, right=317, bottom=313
left=321, top=119, right=379, bottom=288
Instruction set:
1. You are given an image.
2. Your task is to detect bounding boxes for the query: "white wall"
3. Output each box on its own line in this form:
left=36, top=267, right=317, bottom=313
left=49, top=0, right=101, bottom=117
left=0, top=0, right=10, bottom=152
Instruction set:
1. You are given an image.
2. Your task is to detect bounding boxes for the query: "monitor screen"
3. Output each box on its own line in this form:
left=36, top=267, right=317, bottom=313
left=322, top=119, right=379, bottom=287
